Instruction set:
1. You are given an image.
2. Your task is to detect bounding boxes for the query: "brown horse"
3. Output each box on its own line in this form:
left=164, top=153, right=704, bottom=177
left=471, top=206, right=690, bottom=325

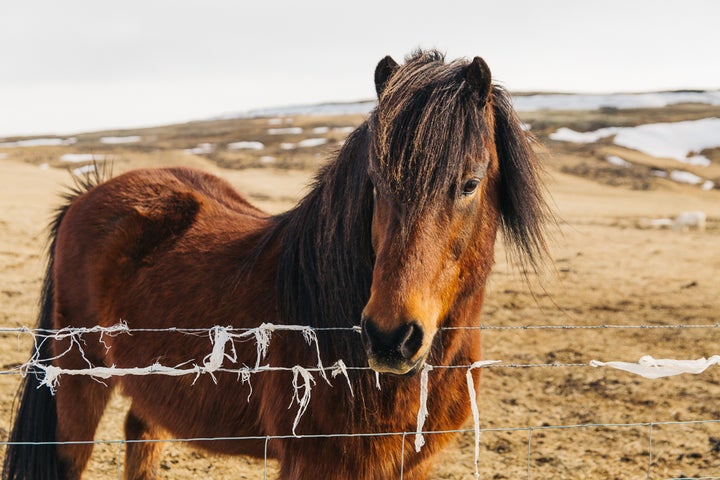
left=3, top=50, right=548, bottom=480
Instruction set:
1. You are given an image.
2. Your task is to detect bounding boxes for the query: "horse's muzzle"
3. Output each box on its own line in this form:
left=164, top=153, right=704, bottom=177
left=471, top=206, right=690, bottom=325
left=360, top=317, right=427, bottom=375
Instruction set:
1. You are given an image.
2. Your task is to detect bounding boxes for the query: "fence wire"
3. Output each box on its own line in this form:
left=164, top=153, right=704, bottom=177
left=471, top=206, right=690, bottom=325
left=2, top=322, right=720, bottom=479
left=3, top=419, right=720, bottom=479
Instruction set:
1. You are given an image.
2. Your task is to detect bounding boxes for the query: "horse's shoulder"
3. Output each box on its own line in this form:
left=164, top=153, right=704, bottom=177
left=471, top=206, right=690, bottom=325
left=114, top=168, right=269, bottom=261
left=66, top=168, right=202, bottom=263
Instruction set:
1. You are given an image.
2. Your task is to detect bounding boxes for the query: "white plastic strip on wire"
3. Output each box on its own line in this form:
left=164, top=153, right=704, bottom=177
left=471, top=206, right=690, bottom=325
left=5, top=322, right=720, bottom=449
left=590, top=355, right=720, bottom=379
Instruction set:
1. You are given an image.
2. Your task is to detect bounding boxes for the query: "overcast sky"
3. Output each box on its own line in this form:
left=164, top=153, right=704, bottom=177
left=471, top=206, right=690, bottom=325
left=1, top=0, right=718, bottom=137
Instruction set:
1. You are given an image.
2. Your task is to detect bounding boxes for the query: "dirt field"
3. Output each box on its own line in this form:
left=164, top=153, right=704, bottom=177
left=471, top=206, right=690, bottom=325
left=2, top=105, right=720, bottom=479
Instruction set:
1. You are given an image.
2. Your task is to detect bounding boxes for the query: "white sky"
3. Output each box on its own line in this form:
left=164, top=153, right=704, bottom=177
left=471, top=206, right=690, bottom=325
left=1, top=0, right=718, bottom=137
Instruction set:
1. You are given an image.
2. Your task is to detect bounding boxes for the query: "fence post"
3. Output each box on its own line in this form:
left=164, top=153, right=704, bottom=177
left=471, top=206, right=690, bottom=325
left=646, top=422, right=654, bottom=480
left=400, top=431, right=407, bottom=479
left=264, top=436, right=270, bottom=480
left=117, top=440, right=124, bottom=480
left=526, top=427, right=534, bottom=480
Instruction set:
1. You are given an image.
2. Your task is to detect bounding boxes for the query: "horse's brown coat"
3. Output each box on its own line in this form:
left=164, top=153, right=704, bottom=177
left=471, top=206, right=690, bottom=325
left=3, top=50, right=548, bottom=480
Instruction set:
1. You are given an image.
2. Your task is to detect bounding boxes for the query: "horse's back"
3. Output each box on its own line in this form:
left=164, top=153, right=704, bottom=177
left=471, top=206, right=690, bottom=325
left=53, top=167, right=271, bottom=332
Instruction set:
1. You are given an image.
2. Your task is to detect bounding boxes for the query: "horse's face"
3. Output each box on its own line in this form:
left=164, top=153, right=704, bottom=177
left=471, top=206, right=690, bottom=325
left=362, top=153, right=500, bottom=375
left=361, top=55, right=501, bottom=375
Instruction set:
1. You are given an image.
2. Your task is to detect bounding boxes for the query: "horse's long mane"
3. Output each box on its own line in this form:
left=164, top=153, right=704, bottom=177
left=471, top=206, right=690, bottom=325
left=492, top=86, right=551, bottom=271
left=270, top=50, right=549, bottom=363
left=272, top=123, right=375, bottom=366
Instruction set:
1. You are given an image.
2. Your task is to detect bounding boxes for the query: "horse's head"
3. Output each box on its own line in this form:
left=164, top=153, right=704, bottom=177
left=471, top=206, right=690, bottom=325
left=360, top=51, right=547, bottom=375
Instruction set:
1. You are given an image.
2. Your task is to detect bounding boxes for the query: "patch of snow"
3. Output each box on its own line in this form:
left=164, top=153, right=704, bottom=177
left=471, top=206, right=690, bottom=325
left=653, top=168, right=712, bottom=189
left=551, top=118, right=720, bottom=166
left=684, top=155, right=712, bottom=166
left=72, top=164, right=97, bottom=176
left=227, top=141, right=264, bottom=151
left=184, top=143, right=214, bottom=155
left=100, top=135, right=141, bottom=144
left=0, top=137, right=76, bottom=148
left=333, top=126, right=356, bottom=134
left=648, top=218, right=674, bottom=228
left=280, top=143, right=296, bottom=150
left=260, top=156, right=276, bottom=164
left=670, top=170, right=703, bottom=185
left=267, top=118, right=283, bottom=125
left=549, top=127, right=620, bottom=143
left=298, top=138, right=328, bottom=148
left=605, top=155, right=632, bottom=168
left=268, top=127, right=303, bottom=135
left=60, top=153, right=105, bottom=163
left=312, top=127, right=330, bottom=134
left=613, top=118, right=719, bottom=166
left=39, top=163, right=49, bottom=170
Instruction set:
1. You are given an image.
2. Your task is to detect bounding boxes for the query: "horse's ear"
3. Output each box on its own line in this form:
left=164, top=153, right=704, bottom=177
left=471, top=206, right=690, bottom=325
left=375, top=56, right=399, bottom=97
left=465, top=56, right=492, bottom=106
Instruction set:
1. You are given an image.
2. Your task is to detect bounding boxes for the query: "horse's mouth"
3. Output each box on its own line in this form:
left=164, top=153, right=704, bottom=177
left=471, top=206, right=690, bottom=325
left=367, top=349, right=429, bottom=376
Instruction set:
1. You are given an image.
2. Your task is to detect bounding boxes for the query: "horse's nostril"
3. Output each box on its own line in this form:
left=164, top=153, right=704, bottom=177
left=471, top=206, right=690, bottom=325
left=360, top=316, right=383, bottom=352
left=361, top=317, right=424, bottom=361
left=398, top=322, right=423, bottom=360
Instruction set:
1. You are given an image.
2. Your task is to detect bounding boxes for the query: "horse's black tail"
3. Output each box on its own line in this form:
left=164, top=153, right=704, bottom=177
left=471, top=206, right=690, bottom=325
left=2, top=202, right=74, bottom=480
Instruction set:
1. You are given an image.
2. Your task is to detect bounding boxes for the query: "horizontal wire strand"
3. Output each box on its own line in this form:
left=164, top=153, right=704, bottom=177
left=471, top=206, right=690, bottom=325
left=4, top=418, right=720, bottom=447
left=2, top=322, right=720, bottom=337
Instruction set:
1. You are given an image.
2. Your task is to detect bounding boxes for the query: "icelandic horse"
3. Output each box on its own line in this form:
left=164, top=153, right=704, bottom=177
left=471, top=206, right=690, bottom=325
left=3, top=50, right=548, bottom=479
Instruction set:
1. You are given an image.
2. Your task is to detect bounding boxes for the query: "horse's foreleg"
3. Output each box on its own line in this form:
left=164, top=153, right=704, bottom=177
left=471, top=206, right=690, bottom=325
left=123, top=409, right=165, bottom=480
left=55, top=376, right=114, bottom=480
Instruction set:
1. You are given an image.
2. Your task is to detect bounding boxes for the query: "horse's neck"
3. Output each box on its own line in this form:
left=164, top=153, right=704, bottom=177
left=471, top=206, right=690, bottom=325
left=439, top=292, right=487, bottom=365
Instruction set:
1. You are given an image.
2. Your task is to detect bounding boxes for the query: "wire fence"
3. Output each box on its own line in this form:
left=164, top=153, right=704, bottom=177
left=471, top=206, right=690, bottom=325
left=2, top=322, right=720, bottom=479
left=4, top=417, right=720, bottom=479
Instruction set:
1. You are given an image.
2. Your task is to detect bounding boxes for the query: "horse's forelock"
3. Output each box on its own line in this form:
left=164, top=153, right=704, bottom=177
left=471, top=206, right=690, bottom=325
left=369, top=52, right=492, bottom=226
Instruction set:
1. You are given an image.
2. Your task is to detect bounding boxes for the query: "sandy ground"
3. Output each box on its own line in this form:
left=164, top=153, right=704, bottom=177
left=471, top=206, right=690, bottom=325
left=1, top=136, right=720, bottom=479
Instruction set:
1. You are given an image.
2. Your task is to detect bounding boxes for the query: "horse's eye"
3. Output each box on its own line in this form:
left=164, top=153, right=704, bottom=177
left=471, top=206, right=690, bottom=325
left=461, top=178, right=480, bottom=196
